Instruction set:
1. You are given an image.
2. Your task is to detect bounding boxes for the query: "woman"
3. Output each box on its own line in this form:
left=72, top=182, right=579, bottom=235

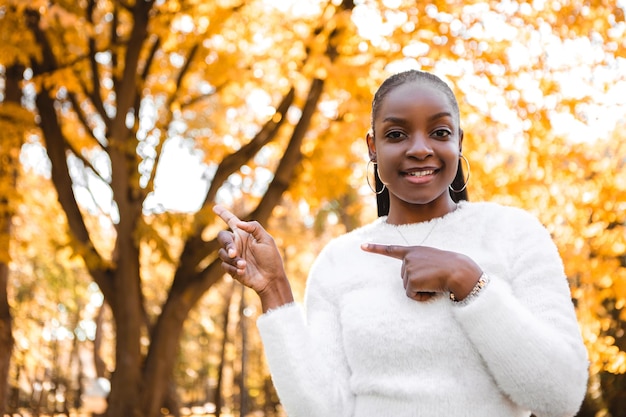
left=213, top=70, right=589, bottom=417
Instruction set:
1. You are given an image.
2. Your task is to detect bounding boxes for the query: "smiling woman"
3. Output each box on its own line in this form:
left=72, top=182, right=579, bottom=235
left=366, top=79, right=463, bottom=224
left=212, top=69, right=589, bottom=417
left=367, top=70, right=470, bottom=218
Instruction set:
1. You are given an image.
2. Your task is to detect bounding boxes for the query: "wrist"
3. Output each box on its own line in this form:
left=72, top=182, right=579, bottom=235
left=258, top=274, right=294, bottom=313
left=450, top=272, right=489, bottom=305
left=445, top=254, right=483, bottom=300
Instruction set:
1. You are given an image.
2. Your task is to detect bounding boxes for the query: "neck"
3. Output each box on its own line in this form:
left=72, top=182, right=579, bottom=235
left=386, top=197, right=458, bottom=225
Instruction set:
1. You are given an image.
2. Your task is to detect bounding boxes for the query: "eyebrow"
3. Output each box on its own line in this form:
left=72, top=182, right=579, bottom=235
left=381, top=116, right=407, bottom=124
left=428, top=112, right=454, bottom=121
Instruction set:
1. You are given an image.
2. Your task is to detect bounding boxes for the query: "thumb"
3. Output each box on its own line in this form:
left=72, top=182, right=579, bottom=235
left=238, top=220, right=271, bottom=243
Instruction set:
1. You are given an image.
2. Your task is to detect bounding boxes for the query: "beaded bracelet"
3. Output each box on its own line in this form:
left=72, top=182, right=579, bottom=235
left=449, top=272, right=490, bottom=306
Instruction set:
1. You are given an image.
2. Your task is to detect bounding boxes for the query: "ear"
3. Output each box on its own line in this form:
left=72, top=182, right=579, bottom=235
left=458, top=128, right=464, bottom=154
left=366, top=131, right=377, bottom=161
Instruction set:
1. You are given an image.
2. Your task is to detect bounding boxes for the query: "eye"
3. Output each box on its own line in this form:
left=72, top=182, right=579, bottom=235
left=432, top=129, right=451, bottom=139
left=385, top=130, right=406, bottom=140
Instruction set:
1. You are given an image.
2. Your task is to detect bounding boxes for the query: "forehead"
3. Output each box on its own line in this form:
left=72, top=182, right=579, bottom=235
left=376, top=82, right=455, bottom=120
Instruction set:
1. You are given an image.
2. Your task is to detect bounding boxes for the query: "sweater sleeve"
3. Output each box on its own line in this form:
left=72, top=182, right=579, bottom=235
left=256, top=246, right=355, bottom=417
left=451, top=208, right=589, bottom=417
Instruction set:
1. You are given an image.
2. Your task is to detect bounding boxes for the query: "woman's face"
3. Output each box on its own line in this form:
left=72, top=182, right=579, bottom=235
left=367, top=82, right=462, bottom=222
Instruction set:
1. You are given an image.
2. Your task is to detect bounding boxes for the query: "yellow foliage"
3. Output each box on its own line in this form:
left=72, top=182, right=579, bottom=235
left=2, top=0, right=626, bottom=413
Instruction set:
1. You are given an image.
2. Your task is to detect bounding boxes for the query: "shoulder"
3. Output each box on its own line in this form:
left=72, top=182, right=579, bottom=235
left=460, top=200, right=531, bottom=216
left=459, top=201, right=547, bottom=229
left=458, top=201, right=558, bottom=259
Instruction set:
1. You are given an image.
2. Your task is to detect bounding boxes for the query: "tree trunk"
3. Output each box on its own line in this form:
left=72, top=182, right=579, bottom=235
left=0, top=261, right=13, bottom=416
left=20, top=3, right=355, bottom=416
left=93, top=304, right=108, bottom=379
left=238, top=286, right=248, bottom=417
left=139, top=295, right=191, bottom=417
left=0, top=62, right=25, bottom=416
left=105, top=243, right=144, bottom=417
left=215, top=281, right=235, bottom=417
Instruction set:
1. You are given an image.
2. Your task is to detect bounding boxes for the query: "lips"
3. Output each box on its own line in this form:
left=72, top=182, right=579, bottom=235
left=402, top=167, right=439, bottom=177
left=405, top=169, right=436, bottom=177
left=401, top=167, right=440, bottom=185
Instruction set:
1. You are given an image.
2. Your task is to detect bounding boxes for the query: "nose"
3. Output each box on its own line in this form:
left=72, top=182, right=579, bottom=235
left=406, top=133, right=433, bottom=159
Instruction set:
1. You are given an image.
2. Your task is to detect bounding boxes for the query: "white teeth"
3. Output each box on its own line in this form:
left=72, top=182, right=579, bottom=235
left=407, top=170, right=435, bottom=177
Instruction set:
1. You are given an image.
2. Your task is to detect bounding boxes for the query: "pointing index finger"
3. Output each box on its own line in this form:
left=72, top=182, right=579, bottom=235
left=213, top=204, right=242, bottom=231
left=360, top=243, right=410, bottom=260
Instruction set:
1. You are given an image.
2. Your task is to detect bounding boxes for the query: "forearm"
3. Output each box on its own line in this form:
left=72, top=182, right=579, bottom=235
left=257, top=300, right=355, bottom=417
left=453, top=278, right=588, bottom=416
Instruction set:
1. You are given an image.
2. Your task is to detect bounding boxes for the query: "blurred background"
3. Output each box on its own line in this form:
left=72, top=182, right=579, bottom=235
left=0, top=0, right=625, bottom=416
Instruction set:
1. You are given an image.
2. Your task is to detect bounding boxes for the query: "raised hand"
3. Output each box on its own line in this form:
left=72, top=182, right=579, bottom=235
left=361, top=243, right=481, bottom=302
left=213, top=205, right=294, bottom=311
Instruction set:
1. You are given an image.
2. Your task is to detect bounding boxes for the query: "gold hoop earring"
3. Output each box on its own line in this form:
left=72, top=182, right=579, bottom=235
left=367, top=160, right=386, bottom=195
left=449, top=154, right=470, bottom=193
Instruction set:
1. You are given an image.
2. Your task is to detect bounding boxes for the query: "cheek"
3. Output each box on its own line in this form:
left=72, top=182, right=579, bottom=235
left=445, top=152, right=461, bottom=180
left=374, top=151, right=397, bottom=178
left=441, top=140, right=461, bottom=160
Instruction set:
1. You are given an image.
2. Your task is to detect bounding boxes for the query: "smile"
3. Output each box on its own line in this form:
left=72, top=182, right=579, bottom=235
left=406, top=170, right=435, bottom=177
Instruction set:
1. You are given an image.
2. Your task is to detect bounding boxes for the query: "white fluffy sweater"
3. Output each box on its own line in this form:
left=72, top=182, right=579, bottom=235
left=257, top=201, right=588, bottom=417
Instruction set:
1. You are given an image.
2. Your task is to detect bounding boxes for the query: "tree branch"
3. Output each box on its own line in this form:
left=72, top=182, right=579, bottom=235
left=170, top=86, right=295, bottom=280
left=141, top=42, right=200, bottom=201
left=177, top=1, right=354, bottom=274
left=172, top=43, right=200, bottom=103
left=85, top=0, right=111, bottom=132
left=26, top=7, right=114, bottom=303
left=250, top=0, right=353, bottom=222
left=250, top=78, right=325, bottom=223
left=107, top=0, right=155, bottom=210
left=66, top=91, right=107, bottom=150
left=141, top=35, right=161, bottom=83
left=110, top=4, right=119, bottom=86
left=36, top=87, right=114, bottom=302
left=110, top=0, right=153, bottom=134
left=87, top=39, right=111, bottom=130
left=203, top=86, right=296, bottom=206
left=63, top=129, right=109, bottom=185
